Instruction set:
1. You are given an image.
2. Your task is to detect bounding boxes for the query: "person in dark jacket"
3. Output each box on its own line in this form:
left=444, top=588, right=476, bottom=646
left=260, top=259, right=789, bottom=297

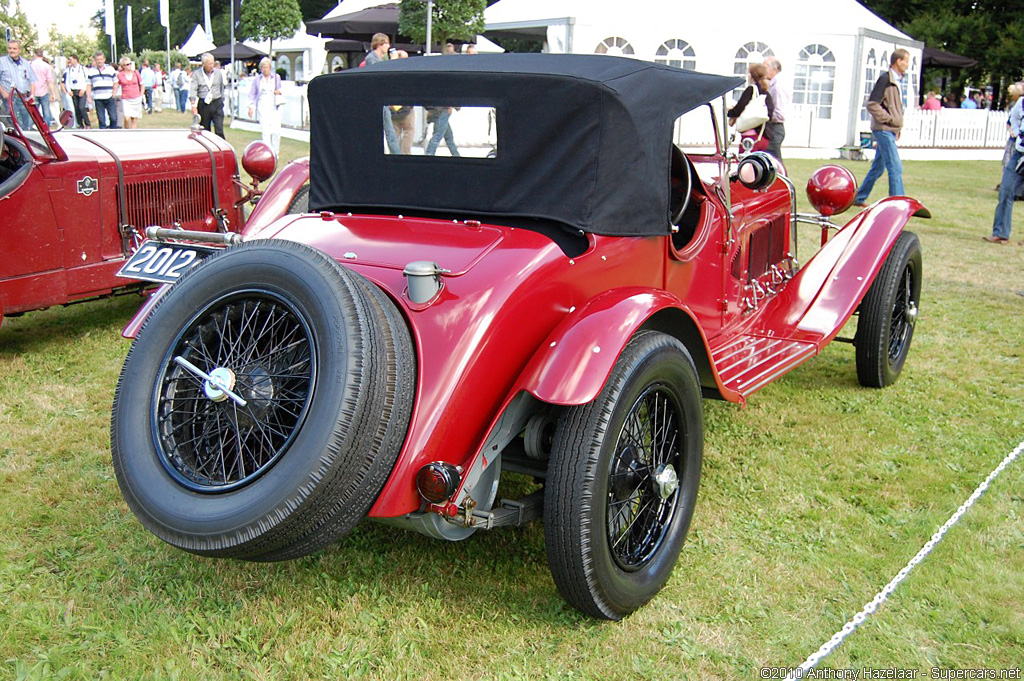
left=854, top=49, right=909, bottom=206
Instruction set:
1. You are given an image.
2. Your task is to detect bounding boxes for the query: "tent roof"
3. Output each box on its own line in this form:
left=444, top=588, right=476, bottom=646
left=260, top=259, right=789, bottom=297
left=484, top=0, right=911, bottom=42
left=321, top=0, right=398, bottom=19
left=180, top=24, right=216, bottom=57
left=245, top=22, right=329, bottom=54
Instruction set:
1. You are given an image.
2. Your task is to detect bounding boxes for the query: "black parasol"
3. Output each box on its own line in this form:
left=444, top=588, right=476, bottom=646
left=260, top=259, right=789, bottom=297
left=306, top=3, right=403, bottom=39
left=210, top=43, right=267, bottom=62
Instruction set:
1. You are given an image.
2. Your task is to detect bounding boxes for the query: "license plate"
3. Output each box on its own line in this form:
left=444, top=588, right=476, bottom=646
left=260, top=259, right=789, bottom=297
left=117, top=241, right=220, bottom=284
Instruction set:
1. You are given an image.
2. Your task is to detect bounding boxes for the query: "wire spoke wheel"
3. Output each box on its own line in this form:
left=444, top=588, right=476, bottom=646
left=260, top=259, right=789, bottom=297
left=111, top=240, right=414, bottom=560
left=155, top=291, right=315, bottom=493
left=855, top=231, right=922, bottom=388
left=887, top=262, right=916, bottom=362
left=545, top=331, right=703, bottom=620
left=607, top=385, right=681, bottom=571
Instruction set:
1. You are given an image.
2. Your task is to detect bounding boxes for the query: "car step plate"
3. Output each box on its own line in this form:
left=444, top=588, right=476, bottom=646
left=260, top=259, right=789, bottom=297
left=117, top=241, right=220, bottom=284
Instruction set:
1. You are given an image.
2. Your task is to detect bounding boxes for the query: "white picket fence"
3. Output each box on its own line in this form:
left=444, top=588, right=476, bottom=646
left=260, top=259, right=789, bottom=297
left=229, top=80, right=1011, bottom=151
left=898, top=109, right=1008, bottom=148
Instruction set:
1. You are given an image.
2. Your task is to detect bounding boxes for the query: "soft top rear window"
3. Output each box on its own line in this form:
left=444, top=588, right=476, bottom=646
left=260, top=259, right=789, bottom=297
left=382, top=105, right=496, bottom=158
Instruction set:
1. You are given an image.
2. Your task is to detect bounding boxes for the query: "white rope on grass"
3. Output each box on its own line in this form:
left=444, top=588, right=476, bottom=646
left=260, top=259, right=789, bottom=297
left=785, top=439, right=1024, bottom=680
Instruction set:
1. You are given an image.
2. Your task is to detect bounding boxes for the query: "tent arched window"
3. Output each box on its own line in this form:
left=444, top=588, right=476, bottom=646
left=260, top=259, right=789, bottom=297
left=732, top=41, right=774, bottom=102
left=903, top=55, right=918, bottom=108
left=276, top=54, right=292, bottom=80
left=655, top=39, right=695, bottom=70
left=595, top=37, right=634, bottom=56
left=330, top=55, right=345, bottom=73
left=793, top=43, right=836, bottom=119
left=295, top=53, right=305, bottom=81
left=861, top=48, right=877, bottom=122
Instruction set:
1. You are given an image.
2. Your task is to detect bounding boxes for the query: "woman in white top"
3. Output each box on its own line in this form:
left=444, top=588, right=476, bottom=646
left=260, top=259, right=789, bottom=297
left=248, top=57, right=282, bottom=156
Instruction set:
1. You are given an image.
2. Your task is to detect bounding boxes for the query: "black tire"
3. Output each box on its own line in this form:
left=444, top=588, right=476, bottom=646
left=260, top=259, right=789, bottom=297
left=111, top=240, right=414, bottom=560
left=252, top=272, right=415, bottom=561
left=544, top=331, right=703, bottom=620
left=287, top=184, right=310, bottom=214
left=855, top=231, right=922, bottom=388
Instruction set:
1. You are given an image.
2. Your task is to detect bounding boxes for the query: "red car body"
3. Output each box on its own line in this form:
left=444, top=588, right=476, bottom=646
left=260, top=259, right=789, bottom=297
left=0, top=90, right=308, bottom=325
left=111, top=55, right=928, bottom=619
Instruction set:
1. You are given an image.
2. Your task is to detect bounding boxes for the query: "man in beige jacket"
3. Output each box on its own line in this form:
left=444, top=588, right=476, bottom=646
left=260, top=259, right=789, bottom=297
left=854, top=49, right=909, bottom=206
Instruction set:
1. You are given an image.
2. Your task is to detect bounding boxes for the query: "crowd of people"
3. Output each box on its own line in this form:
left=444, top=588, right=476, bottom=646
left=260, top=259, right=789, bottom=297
left=0, top=40, right=230, bottom=132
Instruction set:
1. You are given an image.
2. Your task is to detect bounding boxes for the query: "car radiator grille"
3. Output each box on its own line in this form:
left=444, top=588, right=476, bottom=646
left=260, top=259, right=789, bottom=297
left=122, top=176, right=214, bottom=229
left=747, top=217, right=787, bottom=280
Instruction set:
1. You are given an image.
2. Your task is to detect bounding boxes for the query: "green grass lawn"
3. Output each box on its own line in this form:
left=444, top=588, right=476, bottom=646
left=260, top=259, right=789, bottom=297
left=1, top=126, right=1022, bottom=678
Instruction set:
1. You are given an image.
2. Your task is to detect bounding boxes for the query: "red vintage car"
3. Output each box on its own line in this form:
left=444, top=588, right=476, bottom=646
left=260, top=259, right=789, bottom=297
left=109, top=55, right=928, bottom=620
left=0, top=90, right=308, bottom=326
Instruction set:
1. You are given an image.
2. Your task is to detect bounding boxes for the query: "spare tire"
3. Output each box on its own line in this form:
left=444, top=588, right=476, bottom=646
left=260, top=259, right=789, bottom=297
left=111, top=239, right=415, bottom=560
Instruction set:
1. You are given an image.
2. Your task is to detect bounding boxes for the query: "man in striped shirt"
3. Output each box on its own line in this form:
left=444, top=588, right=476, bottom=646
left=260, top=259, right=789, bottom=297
left=86, top=51, right=118, bottom=129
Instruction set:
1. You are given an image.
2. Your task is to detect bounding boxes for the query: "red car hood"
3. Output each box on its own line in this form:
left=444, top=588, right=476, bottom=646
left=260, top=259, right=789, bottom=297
left=52, top=128, right=236, bottom=171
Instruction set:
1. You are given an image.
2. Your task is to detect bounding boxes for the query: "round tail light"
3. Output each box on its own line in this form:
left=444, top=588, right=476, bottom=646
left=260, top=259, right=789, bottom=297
left=416, top=462, right=462, bottom=503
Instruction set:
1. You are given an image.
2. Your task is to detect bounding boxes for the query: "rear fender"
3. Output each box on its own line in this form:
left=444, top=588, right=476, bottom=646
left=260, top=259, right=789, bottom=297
left=240, top=157, right=310, bottom=238
left=515, top=288, right=713, bottom=405
left=756, top=196, right=930, bottom=341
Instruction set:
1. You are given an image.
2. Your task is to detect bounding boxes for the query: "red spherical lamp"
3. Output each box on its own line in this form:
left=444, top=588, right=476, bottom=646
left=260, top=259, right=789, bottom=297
left=806, top=165, right=857, bottom=216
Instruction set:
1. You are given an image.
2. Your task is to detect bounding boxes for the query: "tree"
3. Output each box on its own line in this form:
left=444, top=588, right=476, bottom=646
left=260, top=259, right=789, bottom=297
left=90, top=0, right=246, bottom=62
left=399, top=0, right=486, bottom=48
left=241, top=0, right=302, bottom=56
left=44, top=28, right=97, bottom=62
left=1, top=0, right=39, bottom=52
left=297, top=0, right=335, bottom=24
left=861, top=0, right=1024, bottom=107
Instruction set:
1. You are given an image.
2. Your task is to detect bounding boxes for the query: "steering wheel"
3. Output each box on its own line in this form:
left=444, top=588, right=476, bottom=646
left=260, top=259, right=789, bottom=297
left=670, top=145, right=693, bottom=226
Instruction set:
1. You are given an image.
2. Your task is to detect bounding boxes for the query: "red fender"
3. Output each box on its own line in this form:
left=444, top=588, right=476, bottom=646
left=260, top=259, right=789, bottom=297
left=754, top=196, right=929, bottom=345
left=240, top=157, right=310, bottom=238
left=515, top=287, right=711, bottom=405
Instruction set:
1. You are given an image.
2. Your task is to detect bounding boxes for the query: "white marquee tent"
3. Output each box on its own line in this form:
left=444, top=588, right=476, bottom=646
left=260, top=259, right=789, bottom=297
left=244, top=23, right=330, bottom=82
left=484, top=0, right=923, bottom=149
left=180, top=24, right=217, bottom=58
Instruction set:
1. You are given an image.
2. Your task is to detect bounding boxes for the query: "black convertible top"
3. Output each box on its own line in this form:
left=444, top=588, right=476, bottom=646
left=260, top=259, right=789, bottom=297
left=308, top=54, right=741, bottom=236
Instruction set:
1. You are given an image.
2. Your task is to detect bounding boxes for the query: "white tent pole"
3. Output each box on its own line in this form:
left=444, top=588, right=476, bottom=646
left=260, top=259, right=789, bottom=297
left=426, top=0, right=433, bottom=55
left=230, top=0, right=235, bottom=121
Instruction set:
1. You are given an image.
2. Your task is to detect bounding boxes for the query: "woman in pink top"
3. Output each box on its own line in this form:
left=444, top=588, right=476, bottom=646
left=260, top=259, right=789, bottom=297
left=921, top=91, right=941, bottom=111
left=115, top=58, right=144, bottom=128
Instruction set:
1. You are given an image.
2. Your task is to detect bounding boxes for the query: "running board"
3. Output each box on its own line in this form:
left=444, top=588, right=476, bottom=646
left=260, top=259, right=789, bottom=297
left=711, top=334, right=817, bottom=398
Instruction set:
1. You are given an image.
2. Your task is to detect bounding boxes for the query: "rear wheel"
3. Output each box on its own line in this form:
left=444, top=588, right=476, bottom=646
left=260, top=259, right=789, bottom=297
left=544, top=331, right=703, bottom=620
left=111, top=240, right=414, bottom=560
left=855, top=231, right=922, bottom=388
left=287, top=184, right=310, bottom=214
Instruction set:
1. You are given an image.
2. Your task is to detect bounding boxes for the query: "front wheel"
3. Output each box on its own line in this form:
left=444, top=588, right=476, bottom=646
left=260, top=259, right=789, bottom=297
left=855, top=231, right=922, bottom=388
left=544, top=331, right=703, bottom=620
